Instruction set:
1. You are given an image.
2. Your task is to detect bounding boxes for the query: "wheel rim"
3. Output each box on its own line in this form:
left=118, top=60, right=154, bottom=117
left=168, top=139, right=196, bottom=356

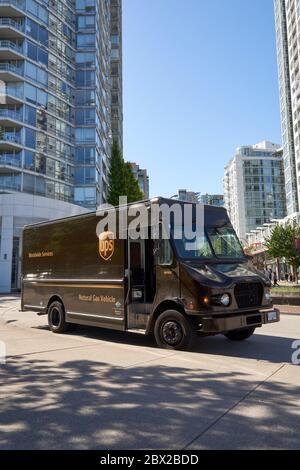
left=162, top=320, right=183, bottom=346
left=51, top=307, right=60, bottom=327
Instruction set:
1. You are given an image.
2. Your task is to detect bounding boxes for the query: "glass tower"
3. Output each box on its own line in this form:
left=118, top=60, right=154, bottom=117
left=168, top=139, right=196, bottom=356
left=110, top=0, right=122, bottom=150
left=224, top=142, right=287, bottom=241
left=274, top=0, right=299, bottom=214
left=0, top=0, right=121, bottom=209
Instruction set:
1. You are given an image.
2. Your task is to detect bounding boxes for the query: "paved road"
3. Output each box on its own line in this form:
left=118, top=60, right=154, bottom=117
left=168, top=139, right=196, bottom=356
left=0, top=295, right=300, bottom=450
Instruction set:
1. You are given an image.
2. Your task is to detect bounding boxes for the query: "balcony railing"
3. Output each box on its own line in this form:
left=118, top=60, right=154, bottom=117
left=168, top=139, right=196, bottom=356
left=0, top=40, right=23, bottom=53
left=0, top=133, right=22, bottom=144
left=47, top=126, right=74, bottom=143
left=0, top=0, right=25, bottom=9
left=0, top=62, right=23, bottom=76
left=0, top=18, right=24, bottom=31
left=0, top=182, right=21, bottom=192
left=0, top=154, right=21, bottom=167
left=5, top=86, right=23, bottom=100
left=0, top=109, right=22, bottom=121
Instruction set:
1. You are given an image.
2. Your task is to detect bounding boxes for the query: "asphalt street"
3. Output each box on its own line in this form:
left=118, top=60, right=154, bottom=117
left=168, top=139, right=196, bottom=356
left=0, top=295, right=299, bottom=450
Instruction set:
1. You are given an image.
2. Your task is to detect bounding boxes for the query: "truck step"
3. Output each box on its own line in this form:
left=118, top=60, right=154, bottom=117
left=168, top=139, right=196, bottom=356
left=127, top=328, right=147, bottom=335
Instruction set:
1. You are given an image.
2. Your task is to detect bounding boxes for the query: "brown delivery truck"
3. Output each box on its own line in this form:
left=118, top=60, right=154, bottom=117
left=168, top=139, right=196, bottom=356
left=21, top=197, right=279, bottom=350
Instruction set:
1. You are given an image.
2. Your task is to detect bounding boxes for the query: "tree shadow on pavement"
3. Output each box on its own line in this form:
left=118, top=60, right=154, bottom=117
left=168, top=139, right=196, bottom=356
left=0, top=353, right=299, bottom=450
left=33, top=323, right=299, bottom=364
left=192, top=333, right=298, bottom=363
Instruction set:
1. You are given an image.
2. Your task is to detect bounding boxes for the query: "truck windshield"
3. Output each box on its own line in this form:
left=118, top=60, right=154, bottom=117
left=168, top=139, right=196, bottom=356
left=171, top=225, right=245, bottom=260
left=206, top=226, right=245, bottom=259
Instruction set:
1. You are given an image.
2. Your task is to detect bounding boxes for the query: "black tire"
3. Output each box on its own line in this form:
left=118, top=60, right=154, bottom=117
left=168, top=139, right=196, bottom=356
left=48, top=301, right=70, bottom=334
left=224, top=327, right=256, bottom=341
left=154, top=310, right=195, bottom=350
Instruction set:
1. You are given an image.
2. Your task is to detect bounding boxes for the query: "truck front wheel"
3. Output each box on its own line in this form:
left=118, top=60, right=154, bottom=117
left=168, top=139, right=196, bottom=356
left=224, top=327, right=256, bottom=341
left=154, top=310, right=194, bottom=350
left=48, top=301, right=70, bottom=334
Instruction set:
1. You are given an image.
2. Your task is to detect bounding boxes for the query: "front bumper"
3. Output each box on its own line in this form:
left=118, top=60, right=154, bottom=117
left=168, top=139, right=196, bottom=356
left=198, top=308, right=280, bottom=334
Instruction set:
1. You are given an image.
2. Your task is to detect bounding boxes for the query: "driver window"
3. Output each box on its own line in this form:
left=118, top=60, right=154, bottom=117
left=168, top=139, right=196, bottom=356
left=157, top=239, right=173, bottom=266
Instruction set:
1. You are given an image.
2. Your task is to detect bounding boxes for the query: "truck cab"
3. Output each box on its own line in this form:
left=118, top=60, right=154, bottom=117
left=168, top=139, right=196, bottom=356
left=127, top=199, right=279, bottom=349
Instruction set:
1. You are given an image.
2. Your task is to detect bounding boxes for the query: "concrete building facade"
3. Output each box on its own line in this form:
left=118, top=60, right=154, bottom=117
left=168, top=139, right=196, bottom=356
left=110, top=0, right=123, bottom=150
left=172, top=190, right=199, bottom=203
left=0, top=0, right=123, bottom=292
left=130, top=162, right=149, bottom=199
left=0, top=192, right=87, bottom=292
left=223, top=141, right=287, bottom=242
left=199, top=193, right=224, bottom=207
left=274, top=0, right=300, bottom=214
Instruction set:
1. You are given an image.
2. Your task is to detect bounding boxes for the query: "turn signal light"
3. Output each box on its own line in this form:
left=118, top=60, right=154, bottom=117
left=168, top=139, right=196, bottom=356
left=187, top=301, right=195, bottom=310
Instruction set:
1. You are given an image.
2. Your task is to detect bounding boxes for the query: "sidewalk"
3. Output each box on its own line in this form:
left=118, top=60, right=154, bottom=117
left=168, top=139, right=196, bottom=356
left=274, top=281, right=300, bottom=288
left=274, top=304, right=300, bottom=315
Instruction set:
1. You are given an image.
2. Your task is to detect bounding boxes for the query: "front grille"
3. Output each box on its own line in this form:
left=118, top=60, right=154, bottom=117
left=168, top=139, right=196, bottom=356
left=234, top=282, right=263, bottom=309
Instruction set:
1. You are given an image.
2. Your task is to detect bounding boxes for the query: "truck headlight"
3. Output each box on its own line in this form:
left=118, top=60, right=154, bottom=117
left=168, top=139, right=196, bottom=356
left=265, top=291, right=272, bottom=302
left=220, top=294, right=231, bottom=307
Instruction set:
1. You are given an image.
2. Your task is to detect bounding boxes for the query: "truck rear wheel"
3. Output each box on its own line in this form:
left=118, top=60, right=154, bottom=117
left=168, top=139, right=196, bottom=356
left=154, top=310, right=194, bottom=350
left=48, top=301, right=70, bottom=334
left=224, top=327, right=256, bottom=341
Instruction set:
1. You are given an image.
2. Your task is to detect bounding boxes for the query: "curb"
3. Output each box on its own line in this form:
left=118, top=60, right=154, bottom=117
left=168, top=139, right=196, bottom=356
left=274, top=305, right=300, bottom=316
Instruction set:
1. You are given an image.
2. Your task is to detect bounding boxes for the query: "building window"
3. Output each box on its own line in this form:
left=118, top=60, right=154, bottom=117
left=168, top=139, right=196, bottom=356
left=77, top=15, right=95, bottom=30
left=76, top=0, right=96, bottom=12
left=76, top=34, right=95, bottom=48
left=74, top=187, right=96, bottom=205
left=25, top=128, right=36, bottom=149
left=111, top=49, right=119, bottom=59
left=76, top=52, right=95, bottom=66
left=75, top=108, right=95, bottom=125
left=75, top=128, right=96, bottom=144
left=75, top=147, right=95, bottom=164
left=111, top=35, right=119, bottom=45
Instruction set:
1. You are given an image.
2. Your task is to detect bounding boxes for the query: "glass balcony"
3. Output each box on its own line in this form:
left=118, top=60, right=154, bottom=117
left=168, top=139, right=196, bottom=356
left=0, top=175, right=21, bottom=191
left=0, top=152, right=22, bottom=167
left=4, top=84, right=23, bottom=104
left=0, top=40, right=24, bottom=59
left=0, top=131, right=22, bottom=149
left=0, top=18, right=24, bottom=39
left=0, top=0, right=26, bottom=18
left=0, top=62, right=24, bottom=81
left=0, top=108, right=22, bottom=125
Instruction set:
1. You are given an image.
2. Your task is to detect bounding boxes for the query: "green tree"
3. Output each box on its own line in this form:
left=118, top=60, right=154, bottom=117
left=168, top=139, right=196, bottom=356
left=107, top=142, right=126, bottom=206
left=124, top=162, right=144, bottom=203
left=265, top=223, right=300, bottom=274
left=107, top=142, right=144, bottom=206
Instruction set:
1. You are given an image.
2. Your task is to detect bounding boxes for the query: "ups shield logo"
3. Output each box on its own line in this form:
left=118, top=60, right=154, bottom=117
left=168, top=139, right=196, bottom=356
left=98, top=231, right=115, bottom=261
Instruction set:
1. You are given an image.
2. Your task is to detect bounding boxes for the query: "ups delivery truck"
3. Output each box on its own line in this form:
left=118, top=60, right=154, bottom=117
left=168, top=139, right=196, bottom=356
left=21, top=197, right=279, bottom=350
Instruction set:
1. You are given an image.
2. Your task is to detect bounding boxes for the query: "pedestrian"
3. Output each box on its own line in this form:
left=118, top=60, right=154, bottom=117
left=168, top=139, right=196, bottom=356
left=273, top=272, right=278, bottom=286
left=285, top=273, right=289, bottom=282
left=268, top=268, right=272, bottom=283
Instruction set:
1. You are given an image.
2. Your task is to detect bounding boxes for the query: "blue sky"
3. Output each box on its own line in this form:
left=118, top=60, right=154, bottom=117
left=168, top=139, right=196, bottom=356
left=123, top=0, right=281, bottom=198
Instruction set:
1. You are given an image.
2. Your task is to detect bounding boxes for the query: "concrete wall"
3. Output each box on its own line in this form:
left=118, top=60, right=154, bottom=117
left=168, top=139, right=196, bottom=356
left=0, top=193, right=88, bottom=293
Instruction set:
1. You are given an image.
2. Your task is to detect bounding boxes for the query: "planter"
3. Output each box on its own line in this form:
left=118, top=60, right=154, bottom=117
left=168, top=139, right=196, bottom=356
left=272, top=291, right=300, bottom=305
